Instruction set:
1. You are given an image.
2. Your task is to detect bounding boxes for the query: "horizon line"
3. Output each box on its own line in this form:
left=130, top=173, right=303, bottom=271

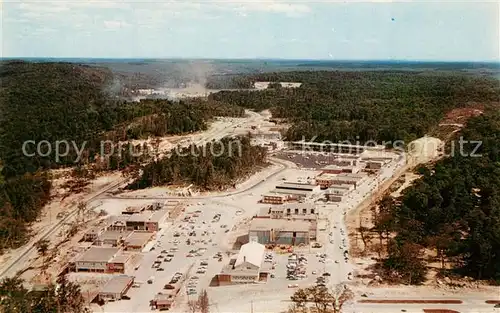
left=1, top=57, right=499, bottom=64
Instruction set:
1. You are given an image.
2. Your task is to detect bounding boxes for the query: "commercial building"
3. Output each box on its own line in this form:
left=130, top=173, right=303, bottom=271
left=124, top=231, right=155, bottom=251
left=72, top=247, right=133, bottom=274
left=276, top=182, right=320, bottom=193
left=268, top=188, right=312, bottom=201
left=261, top=193, right=288, bottom=204
left=125, top=210, right=168, bottom=232
left=316, top=173, right=365, bottom=189
left=82, top=226, right=105, bottom=242
left=73, top=247, right=121, bottom=273
left=217, top=242, right=266, bottom=285
left=107, top=253, right=134, bottom=274
left=106, top=215, right=130, bottom=231
left=249, top=218, right=313, bottom=246
left=98, top=275, right=134, bottom=302
left=94, top=230, right=132, bottom=247
left=325, top=186, right=351, bottom=202
left=258, top=203, right=316, bottom=219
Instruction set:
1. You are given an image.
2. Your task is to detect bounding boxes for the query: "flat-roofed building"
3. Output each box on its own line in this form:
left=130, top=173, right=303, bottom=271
left=276, top=182, right=320, bottom=193
left=261, top=193, right=288, bottom=204
left=94, top=230, right=132, bottom=247
left=82, top=226, right=105, bottom=242
left=98, top=275, right=134, bottom=301
left=269, top=188, right=312, bottom=200
left=325, top=187, right=351, bottom=202
left=106, top=215, right=130, bottom=231
left=366, top=160, right=385, bottom=170
left=124, top=231, right=155, bottom=251
left=249, top=218, right=313, bottom=246
left=107, top=252, right=134, bottom=273
left=317, top=173, right=366, bottom=188
left=74, top=247, right=120, bottom=273
left=125, top=210, right=168, bottom=232
left=121, top=206, right=145, bottom=215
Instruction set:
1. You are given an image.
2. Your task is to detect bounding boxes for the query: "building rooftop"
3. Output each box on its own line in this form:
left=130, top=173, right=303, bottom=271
left=270, top=189, right=311, bottom=196
left=234, top=241, right=265, bottom=269
left=249, top=218, right=311, bottom=232
left=276, top=182, right=317, bottom=191
left=98, top=230, right=132, bottom=241
left=100, top=275, right=134, bottom=295
left=110, top=252, right=133, bottom=264
left=338, top=173, right=366, bottom=179
left=125, top=231, right=154, bottom=247
left=283, top=203, right=315, bottom=211
left=127, top=212, right=154, bottom=223
left=76, top=247, right=120, bottom=263
left=106, top=215, right=130, bottom=225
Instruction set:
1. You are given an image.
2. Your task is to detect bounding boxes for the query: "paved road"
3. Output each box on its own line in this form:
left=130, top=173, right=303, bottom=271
left=0, top=177, right=129, bottom=279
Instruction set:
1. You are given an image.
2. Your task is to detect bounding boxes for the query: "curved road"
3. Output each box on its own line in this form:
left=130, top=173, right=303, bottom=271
left=99, top=157, right=295, bottom=201
left=0, top=110, right=274, bottom=279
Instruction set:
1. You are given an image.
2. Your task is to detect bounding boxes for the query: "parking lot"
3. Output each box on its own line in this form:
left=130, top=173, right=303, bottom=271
left=101, top=201, right=243, bottom=313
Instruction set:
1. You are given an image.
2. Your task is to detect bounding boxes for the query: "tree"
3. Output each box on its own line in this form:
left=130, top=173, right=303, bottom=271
left=187, top=300, right=199, bottom=313
left=198, top=289, right=210, bottom=313
left=35, top=239, right=50, bottom=257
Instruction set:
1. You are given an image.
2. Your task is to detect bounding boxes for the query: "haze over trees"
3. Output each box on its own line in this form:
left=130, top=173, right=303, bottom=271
left=0, top=61, right=243, bottom=251
left=210, top=71, right=499, bottom=144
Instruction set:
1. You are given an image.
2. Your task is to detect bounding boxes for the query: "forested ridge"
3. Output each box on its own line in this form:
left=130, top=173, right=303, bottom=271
left=0, top=61, right=243, bottom=252
left=128, top=135, right=268, bottom=190
left=210, top=71, right=499, bottom=144
left=373, top=110, right=500, bottom=284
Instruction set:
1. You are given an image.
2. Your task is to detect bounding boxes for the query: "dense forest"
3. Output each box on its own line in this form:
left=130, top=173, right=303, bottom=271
left=0, top=276, right=89, bottom=313
left=373, top=110, right=500, bottom=283
left=210, top=71, right=499, bottom=144
left=128, top=135, right=268, bottom=190
left=0, top=61, right=243, bottom=252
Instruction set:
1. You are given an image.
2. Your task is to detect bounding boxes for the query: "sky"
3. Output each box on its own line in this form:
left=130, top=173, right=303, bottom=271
left=1, top=0, right=499, bottom=61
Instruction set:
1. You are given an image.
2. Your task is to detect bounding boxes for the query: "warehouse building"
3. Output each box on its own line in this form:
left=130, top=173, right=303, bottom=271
left=268, top=188, right=313, bottom=201
left=217, top=242, right=267, bottom=285
left=98, top=275, right=134, bottom=302
left=249, top=218, right=313, bottom=245
left=124, top=231, right=155, bottom=251
left=258, top=203, right=316, bottom=220
left=276, top=182, right=320, bottom=193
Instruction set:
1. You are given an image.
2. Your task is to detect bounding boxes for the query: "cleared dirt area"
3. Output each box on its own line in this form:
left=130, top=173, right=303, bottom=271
left=423, top=310, right=461, bottom=313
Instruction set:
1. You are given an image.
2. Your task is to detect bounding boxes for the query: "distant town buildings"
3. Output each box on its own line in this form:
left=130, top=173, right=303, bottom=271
left=253, top=81, right=302, bottom=90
